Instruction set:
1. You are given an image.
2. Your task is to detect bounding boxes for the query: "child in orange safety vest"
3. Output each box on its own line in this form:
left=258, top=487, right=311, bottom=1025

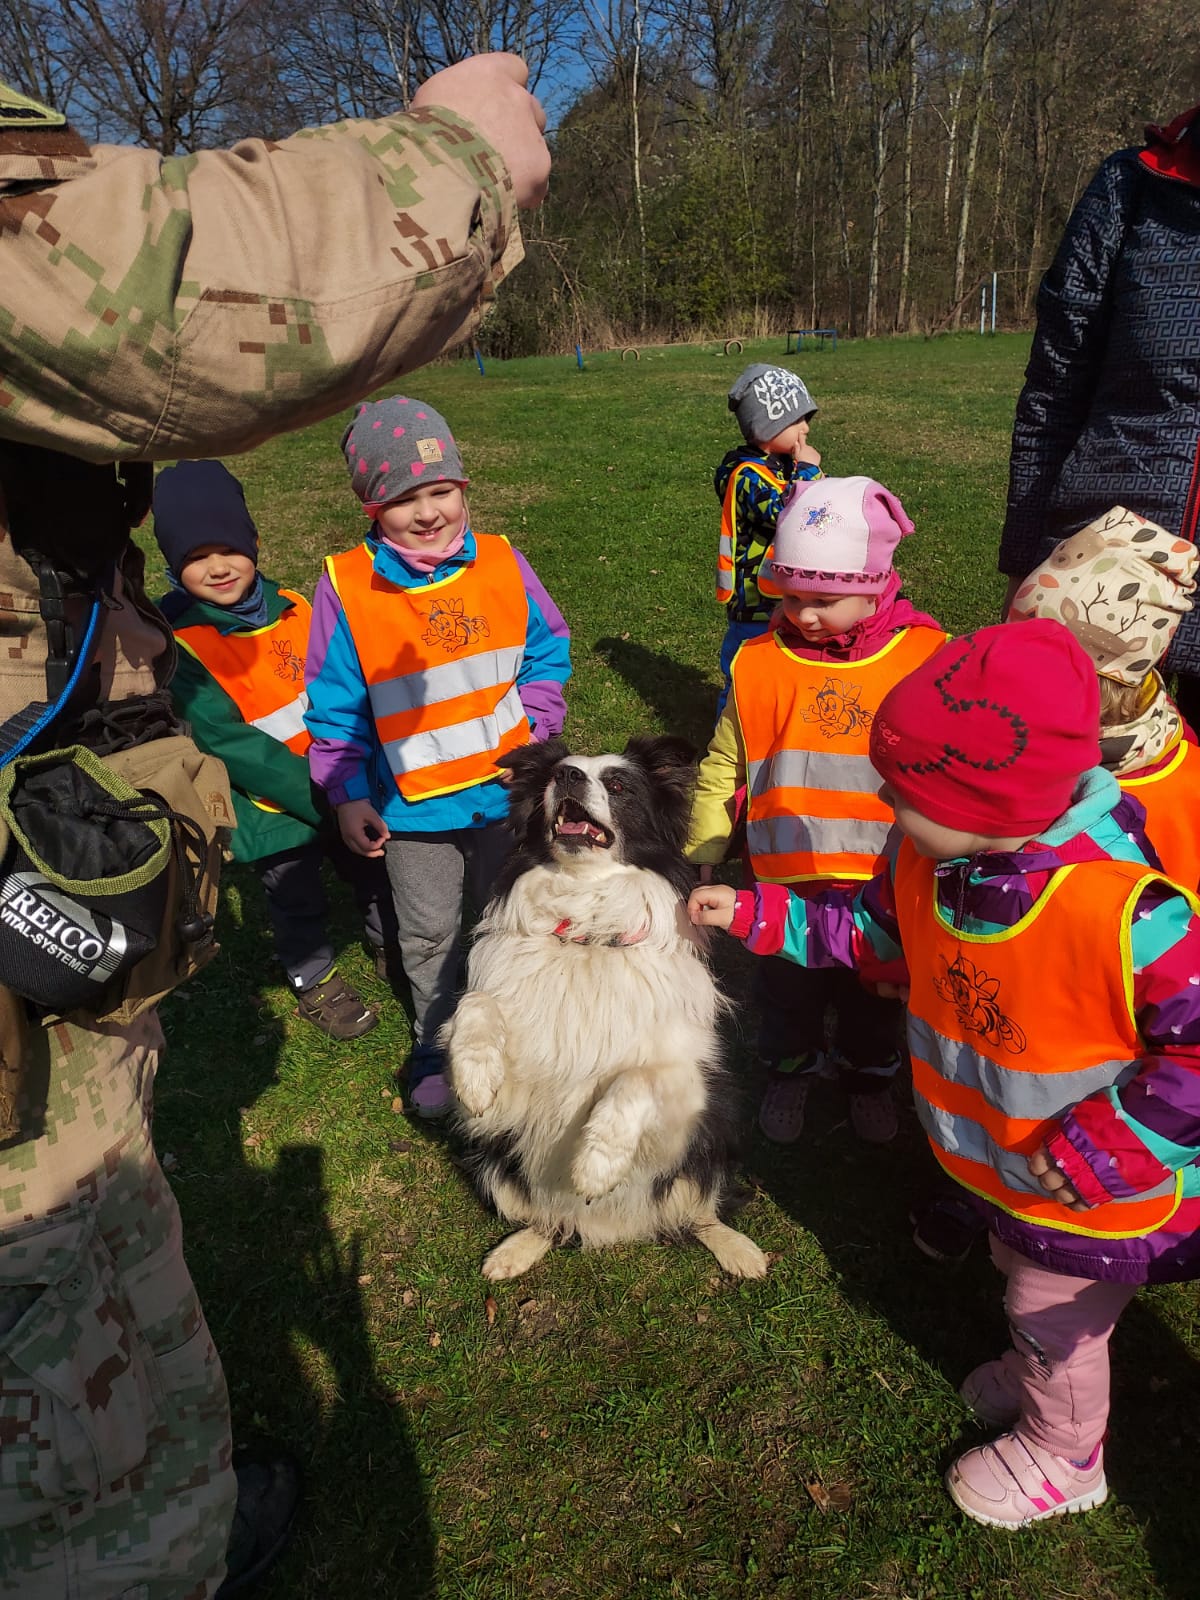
left=690, top=620, right=1200, bottom=1530
left=687, top=475, right=947, bottom=1146
left=713, top=364, right=823, bottom=712
left=154, top=460, right=393, bottom=1041
left=1008, top=505, right=1200, bottom=890
left=306, top=397, right=572, bottom=1120
left=912, top=507, right=1200, bottom=1270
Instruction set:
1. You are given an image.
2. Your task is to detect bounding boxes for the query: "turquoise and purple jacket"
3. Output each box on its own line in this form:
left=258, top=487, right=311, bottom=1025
left=728, top=768, right=1200, bottom=1284
left=305, top=527, right=570, bottom=834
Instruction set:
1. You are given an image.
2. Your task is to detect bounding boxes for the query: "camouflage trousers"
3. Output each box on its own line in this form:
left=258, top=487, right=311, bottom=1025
left=0, top=1011, right=236, bottom=1599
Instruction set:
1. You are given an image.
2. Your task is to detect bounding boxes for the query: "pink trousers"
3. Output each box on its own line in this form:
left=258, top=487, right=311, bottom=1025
left=989, top=1235, right=1138, bottom=1459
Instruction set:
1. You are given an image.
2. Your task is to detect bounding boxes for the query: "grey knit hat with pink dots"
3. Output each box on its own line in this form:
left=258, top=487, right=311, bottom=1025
left=341, top=395, right=469, bottom=512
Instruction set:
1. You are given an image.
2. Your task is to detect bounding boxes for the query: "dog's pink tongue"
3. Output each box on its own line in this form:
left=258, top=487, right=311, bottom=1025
left=558, top=819, right=591, bottom=835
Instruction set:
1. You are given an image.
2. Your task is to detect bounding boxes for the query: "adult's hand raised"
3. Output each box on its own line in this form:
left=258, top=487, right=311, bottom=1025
left=412, top=53, right=550, bottom=210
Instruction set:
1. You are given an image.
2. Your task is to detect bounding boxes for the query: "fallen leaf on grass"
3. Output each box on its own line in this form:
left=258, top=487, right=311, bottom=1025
left=484, top=1294, right=497, bottom=1328
left=401, top=1289, right=417, bottom=1308
left=695, top=1307, right=710, bottom=1324
left=429, top=1331, right=442, bottom=1348
left=390, top=1096, right=404, bottom=1115
left=389, top=1138, right=412, bottom=1154
left=243, top=1132, right=264, bottom=1150
left=804, top=1479, right=853, bottom=1513
left=357, top=1273, right=373, bottom=1286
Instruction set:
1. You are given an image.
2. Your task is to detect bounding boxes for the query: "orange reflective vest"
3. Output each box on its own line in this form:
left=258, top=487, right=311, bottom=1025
left=175, top=590, right=312, bottom=813
left=325, top=535, right=531, bottom=802
left=1120, top=737, right=1200, bottom=891
left=716, top=460, right=788, bottom=607
left=896, top=837, right=1189, bottom=1238
left=733, top=626, right=948, bottom=883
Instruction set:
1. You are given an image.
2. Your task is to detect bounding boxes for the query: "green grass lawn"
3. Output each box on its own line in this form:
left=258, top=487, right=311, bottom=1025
left=146, top=334, right=1200, bottom=1600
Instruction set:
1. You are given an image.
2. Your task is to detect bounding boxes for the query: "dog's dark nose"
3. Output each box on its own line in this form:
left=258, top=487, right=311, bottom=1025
left=556, top=765, right=587, bottom=789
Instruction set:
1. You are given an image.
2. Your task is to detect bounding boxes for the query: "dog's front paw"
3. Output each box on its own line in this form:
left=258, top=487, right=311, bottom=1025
left=450, top=1042, right=505, bottom=1116
left=570, top=1145, right=628, bottom=1202
left=444, top=995, right=507, bottom=1115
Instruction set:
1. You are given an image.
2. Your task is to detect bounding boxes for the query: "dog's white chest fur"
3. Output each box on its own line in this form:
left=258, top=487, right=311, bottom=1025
left=444, top=851, right=767, bottom=1282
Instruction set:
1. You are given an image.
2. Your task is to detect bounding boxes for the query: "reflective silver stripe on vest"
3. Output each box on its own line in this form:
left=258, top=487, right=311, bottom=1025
left=747, top=811, right=893, bottom=861
left=369, top=646, right=524, bottom=720
left=907, top=1013, right=1134, bottom=1122
left=252, top=692, right=309, bottom=744
left=748, top=749, right=880, bottom=799
left=383, top=683, right=525, bottom=778
left=913, top=1093, right=1178, bottom=1208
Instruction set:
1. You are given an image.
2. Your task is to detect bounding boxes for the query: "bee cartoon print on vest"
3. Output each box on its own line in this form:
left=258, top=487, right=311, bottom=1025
left=934, top=952, right=1028, bottom=1055
left=803, top=677, right=873, bottom=739
left=272, top=638, right=305, bottom=681
left=423, top=595, right=491, bottom=654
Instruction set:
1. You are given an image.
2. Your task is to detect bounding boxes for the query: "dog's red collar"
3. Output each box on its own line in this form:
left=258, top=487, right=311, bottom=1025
left=551, top=918, right=648, bottom=947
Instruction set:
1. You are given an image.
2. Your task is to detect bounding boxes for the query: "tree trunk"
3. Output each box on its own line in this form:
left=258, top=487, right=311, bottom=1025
left=952, top=0, right=997, bottom=325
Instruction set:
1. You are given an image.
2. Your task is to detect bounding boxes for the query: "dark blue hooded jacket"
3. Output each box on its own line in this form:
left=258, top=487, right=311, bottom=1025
left=1001, top=105, right=1200, bottom=673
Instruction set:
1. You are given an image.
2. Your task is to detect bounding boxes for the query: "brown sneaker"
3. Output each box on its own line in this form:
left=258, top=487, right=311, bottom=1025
left=296, top=972, right=378, bottom=1040
left=371, top=943, right=407, bottom=991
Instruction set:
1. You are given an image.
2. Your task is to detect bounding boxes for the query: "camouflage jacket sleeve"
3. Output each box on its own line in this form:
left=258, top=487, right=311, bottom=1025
left=0, top=107, right=521, bottom=462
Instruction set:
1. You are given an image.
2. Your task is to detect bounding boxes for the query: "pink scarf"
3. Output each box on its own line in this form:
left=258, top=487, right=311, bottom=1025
left=775, top=570, right=942, bottom=661
left=379, top=525, right=467, bottom=574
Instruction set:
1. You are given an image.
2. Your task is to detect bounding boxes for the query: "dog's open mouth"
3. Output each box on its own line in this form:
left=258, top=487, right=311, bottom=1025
left=553, top=796, right=612, bottom=849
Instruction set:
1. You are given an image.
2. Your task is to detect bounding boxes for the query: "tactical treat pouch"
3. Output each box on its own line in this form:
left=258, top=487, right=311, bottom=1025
left=0, top=748, right=171, bottom=1011
left=0, top=741, right=229, bottom=1018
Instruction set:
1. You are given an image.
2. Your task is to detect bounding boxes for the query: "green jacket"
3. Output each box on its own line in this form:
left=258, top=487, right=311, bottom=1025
left=160, top=578, right=322, bottom=863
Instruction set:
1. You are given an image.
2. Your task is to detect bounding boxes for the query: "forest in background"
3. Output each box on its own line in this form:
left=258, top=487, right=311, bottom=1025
left=3, top=0, right=1199, bottom=352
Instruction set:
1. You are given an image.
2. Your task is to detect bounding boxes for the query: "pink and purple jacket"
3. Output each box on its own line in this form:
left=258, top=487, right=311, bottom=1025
left=728, top=767, right=1200, bottom=1284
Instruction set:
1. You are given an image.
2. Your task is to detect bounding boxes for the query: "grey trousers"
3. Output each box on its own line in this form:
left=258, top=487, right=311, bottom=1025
left=384, top=822, right=510, bottom=1081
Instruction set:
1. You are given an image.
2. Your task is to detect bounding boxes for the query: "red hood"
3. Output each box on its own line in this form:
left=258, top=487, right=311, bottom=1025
left=1140, top=102, right=1200, bottom=186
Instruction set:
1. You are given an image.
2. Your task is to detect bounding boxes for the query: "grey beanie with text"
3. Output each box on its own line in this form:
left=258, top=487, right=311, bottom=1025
left=727, top=364, right=817, bottom=445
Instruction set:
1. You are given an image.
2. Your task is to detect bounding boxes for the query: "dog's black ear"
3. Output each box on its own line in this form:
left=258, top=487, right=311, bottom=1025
left=622, top=734, right=697, bottom=853
left=622, top=733, right=697, bottom=773
left=499, top=738, right=567, bottom=850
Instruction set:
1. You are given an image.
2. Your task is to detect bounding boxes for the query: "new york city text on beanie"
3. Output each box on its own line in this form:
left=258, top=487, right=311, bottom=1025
left=727, top=364, right=817, bottom=445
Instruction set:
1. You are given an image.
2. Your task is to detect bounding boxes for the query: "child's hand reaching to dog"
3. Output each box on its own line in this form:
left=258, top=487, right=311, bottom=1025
left=688, top=883, right=737, bottom=929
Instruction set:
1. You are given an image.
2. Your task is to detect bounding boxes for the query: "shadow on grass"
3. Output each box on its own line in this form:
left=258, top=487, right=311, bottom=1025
left=155, top=877, right=435, bottom=1599
left=749, top=1060, right=1200, bottom=1598
left=593, top=636, right=718, bottom=751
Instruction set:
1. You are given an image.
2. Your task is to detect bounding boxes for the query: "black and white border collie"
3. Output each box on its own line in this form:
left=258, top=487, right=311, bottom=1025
left=442, top=735, right=767, bottom=1281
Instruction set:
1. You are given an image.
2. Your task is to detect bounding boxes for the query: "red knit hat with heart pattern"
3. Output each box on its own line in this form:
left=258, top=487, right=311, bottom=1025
left=869, top=620, right=1101, bottom=836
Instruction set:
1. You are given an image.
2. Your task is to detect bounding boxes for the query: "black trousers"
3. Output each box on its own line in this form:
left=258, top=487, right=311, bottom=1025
left=254, top=833, right=397, bottom=991
left=755, top=958, right=902, bottom=1093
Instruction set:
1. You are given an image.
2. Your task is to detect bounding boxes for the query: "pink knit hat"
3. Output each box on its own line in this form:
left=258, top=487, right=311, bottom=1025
left=762, top=475, right=914, bottom=596
left=869, top=621, right=1101, bottom=837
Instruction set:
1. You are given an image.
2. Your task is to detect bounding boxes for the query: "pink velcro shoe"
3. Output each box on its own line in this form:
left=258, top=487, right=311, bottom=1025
left=947, top=1432, right=1107, bottom=1528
